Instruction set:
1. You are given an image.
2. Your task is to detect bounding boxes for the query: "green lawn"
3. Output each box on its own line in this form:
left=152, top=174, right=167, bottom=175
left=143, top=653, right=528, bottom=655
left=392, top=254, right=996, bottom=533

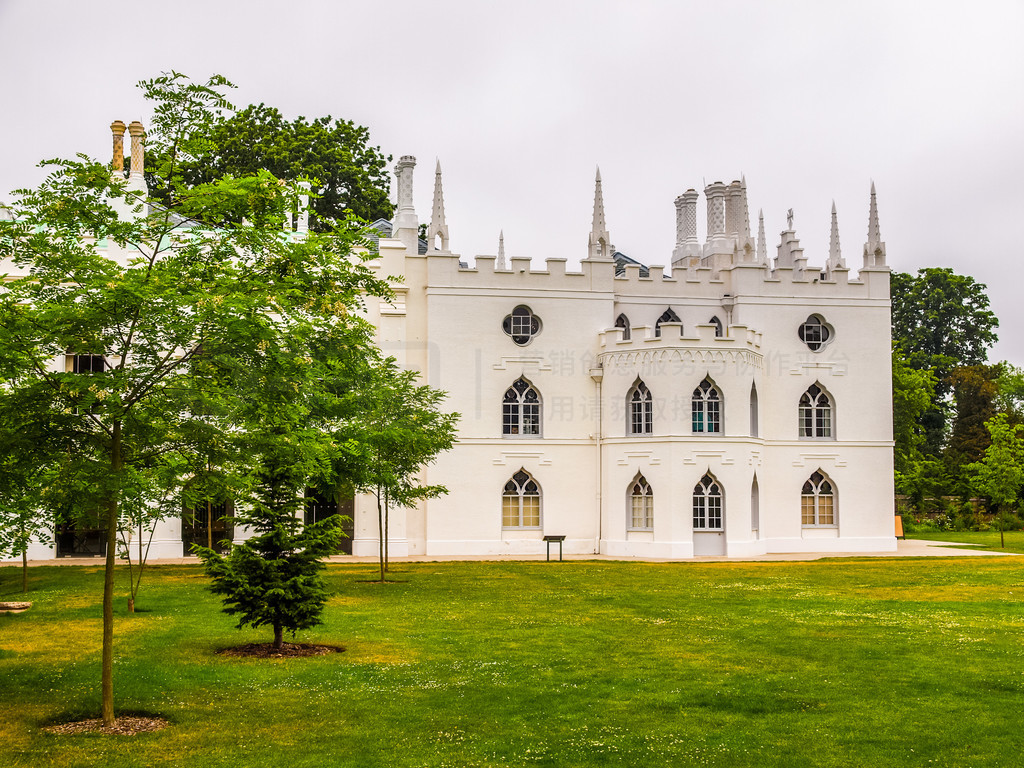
left=2, top=557, right=1024, bottom=767
left=905, top=529, right=1024, bottom=553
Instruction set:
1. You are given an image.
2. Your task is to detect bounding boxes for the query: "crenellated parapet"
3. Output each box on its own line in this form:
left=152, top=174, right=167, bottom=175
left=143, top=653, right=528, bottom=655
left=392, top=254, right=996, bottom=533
left=598, top=322, right=763, bottom=370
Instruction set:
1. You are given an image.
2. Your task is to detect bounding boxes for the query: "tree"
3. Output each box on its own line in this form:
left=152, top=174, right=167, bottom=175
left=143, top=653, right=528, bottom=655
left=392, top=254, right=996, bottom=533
left=890, top=268, right=999, bottom=456
left=946, top=364, right=1000, bottom=486
left=0, top=72, right=388, bottom=725
left=994, top=362, right=1024, bottom=423
left=0, top=450, right=51, bottom=593
left=968, top=414, right=1024, bottom=547
left=352, top=359, right=458, bottom=582
left=146, top=103, right=393, bottom=229
left=194, top=430, right=343, bottom=650
left=892, top=345, right=937, bottom=484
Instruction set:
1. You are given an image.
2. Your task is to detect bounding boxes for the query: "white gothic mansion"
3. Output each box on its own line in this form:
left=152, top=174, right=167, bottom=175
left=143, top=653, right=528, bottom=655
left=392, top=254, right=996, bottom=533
left=15, top=125, right=896, bottom=560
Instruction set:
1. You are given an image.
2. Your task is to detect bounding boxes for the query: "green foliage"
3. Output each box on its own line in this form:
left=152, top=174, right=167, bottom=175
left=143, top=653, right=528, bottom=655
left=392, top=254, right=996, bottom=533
left=0, top=71, right=393, bottom=722
left=146, top=102, right=393, bottom=229
left=994, top=362, right=1024, bottom=422
left=945, top=364, right=1000, bottom=481
left=967, top=413, right=1024, bottom=513
left=194, top=457, right=342, bottom=648
left=890, top=268, right=998, bottom=383
left=891, top=345, right=937, bottom=485
left=890, top=268, right=999, bottom=457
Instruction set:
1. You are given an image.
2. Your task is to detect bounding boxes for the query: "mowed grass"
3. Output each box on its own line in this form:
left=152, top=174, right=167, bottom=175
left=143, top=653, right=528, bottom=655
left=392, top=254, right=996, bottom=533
left=905, top=529, right=1024, bottom=554
left=2, top=557, right=1024, bottom=768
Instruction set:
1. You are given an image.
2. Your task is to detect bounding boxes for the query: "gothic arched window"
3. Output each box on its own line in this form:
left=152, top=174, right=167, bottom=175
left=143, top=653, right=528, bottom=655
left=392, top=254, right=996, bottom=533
left=628, top=380, right=653, bottom=435
left=503, top=378, right=541, bottom=436
left=654, top=308, right=681, bottom=338
left=615, top=313, right=631, bottom=340
left=799, top=383, right=833, bottom=438
left=692, top=378, right=722, bottom=434
left=710, top=315, right=724, bottom=337
left=502, top=469, right=542, bottom=528
left=801, top=470, right=835, bottom=527
left=693, top=474, right=723, bottom=530
left=629, top=474, right=653, bottom=530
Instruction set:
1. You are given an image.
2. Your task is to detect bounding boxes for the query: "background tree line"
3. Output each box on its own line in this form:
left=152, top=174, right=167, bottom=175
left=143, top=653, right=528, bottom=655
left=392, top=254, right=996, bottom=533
left=891, top=267, right=1024, bottom=534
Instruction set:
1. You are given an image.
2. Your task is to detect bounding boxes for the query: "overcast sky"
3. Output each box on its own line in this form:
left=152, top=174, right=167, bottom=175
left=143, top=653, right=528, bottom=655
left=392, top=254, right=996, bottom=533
left=1, top=0, right=1022, bottom=363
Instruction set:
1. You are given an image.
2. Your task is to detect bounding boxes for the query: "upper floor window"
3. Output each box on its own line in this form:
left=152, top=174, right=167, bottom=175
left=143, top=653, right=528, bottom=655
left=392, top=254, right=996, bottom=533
left=693, top=474, right=723, bottom=530
left=799, top=383, right=833, bottom=438
left=67, top=352, right=106, bottom=373
left=749, top=383, right=759, bottom=438
left=502, top=469, right=541, bottom=529
left=654, top=308, right=681, bottom=338
left=614, top=313, right=631, bottom=340
left=629, top=380, right=653, bottom=435
left=629, top=475, right=653, bottom=530
left=799, top=314, right=833, bottom=351
left=692, top=378, right=722, bottom=434
left=709, top=315, right=724, bottom=337
left=801, top=470, right=835, bottom=527
left=502, top=305, right=542, bottom=346
left=503, top=378, right=541, bottom=436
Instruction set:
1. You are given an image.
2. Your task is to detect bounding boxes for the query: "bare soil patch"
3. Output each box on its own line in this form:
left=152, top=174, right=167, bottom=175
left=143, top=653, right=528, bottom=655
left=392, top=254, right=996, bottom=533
left=43, top=716, right=169, bottom=736
left=218, top=642, right=345, bottom=658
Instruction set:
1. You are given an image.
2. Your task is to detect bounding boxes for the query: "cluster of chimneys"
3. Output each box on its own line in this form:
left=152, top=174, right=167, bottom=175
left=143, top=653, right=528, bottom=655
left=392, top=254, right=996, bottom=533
left=110, top=120, right=145, bottom=179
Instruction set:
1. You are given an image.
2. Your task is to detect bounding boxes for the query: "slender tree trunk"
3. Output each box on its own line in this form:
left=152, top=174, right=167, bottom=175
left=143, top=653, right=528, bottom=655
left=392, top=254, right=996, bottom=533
left=21, top=550, right=27, bottom=594
left=273, top=624, right=283, bottom=650
left=376, top=484, right=384, bottom=583
left=101, top=420, right=122, bottom=726
left=384, top=488, right=389, bottom=573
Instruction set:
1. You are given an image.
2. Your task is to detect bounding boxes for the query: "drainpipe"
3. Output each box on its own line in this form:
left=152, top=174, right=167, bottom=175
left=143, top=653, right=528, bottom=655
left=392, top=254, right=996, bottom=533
left=590, top=364, right=605, bottom=554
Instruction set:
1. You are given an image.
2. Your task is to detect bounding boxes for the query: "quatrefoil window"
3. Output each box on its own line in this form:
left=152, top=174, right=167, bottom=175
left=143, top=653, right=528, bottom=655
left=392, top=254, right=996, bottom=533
left=502, top=305, right=542, bottom=346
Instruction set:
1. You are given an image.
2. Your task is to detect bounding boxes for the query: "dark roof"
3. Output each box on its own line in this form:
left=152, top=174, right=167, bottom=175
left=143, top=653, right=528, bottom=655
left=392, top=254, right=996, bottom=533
left=614, top=250, right=649, bottom=277
left=370, top=218, right=428, bottom=255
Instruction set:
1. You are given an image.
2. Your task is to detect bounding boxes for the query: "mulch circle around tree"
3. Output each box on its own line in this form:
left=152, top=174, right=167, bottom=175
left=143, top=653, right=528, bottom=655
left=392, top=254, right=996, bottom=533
left=218, top=642, right=345, bottom=659
left=43, top=716, right=170, bottom=736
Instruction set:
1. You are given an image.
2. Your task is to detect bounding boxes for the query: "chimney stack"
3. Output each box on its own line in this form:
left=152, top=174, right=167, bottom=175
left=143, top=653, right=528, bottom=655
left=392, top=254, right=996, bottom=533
left=110, top=121, right=126, bottom=175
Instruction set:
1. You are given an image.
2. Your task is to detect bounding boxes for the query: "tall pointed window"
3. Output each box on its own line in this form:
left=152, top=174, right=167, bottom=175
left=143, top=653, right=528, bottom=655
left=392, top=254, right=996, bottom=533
left=614, top=313, right=631, bottom=340
left=654, top=308, right=681, bottom=338
left=502, top=469, right=541, bottom=529
left=503, top=378, right=541, bottom=436
left=693, top=474, right=723, bottom=530
left=799, top=383, right=833, bottom=438
left=709, top=315, right=724, bottom=337
left=801, top=471, right=835, bottom=527
left=692, top=378, right=722, bottom=433
left=749, top=383, right=759, bottom=438
left=628, top=380, right=653, bottom=435
left=628, top=474, right=653, bottom=530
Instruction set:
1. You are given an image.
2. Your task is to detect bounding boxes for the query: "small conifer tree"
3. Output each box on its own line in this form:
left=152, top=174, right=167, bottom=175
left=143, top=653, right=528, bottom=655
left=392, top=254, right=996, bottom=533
left=195, top=441, right=342, bottom=649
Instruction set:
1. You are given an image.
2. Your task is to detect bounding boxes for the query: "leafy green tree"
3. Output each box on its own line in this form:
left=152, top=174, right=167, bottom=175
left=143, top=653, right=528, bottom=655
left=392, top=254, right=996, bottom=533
left=968, top=413, right=1024, bottom=547
left=892, top=345, right=937, bottom=485
left=994, top=362, right=1024, bottom=423
left=890, top=268, right=999, bottom=455
left=351, top=358, right=458, bottom=582
left=0, top=450, right=51, bottom=593
left=946, top=364, right=1000, bottom=488
left=0, top=72, right=388, bottom=725
left=146, top=103, right=393, bottom=229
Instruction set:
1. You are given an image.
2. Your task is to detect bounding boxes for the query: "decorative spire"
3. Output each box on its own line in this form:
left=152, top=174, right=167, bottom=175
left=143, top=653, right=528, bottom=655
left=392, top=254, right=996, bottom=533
left=427, top=158, right=450, bottom=252
left=587, top=166, right=614, bottom=260
left=497, top=229, right=508, bottom=270
left=827, top=201, right=845, bottom=271
left=756, top=209, right=768, bottom=265
left=863, top=181, right=886, bottom=267
left=740, top=175, right=751, bottom=242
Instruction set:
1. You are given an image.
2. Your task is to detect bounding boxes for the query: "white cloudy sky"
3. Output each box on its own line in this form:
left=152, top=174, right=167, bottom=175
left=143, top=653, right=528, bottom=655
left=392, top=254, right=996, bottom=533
left=1, top=0, right=1022, bottom=363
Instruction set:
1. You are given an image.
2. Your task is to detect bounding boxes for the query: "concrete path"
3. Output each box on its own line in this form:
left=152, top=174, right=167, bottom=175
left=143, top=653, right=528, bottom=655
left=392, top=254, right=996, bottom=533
left=5, top=538, right=1017, bottom=567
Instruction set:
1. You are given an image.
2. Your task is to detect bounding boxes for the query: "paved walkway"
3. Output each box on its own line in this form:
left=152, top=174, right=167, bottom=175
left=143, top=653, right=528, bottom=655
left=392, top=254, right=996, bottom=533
left=5, top=538, right=1017, bottom=567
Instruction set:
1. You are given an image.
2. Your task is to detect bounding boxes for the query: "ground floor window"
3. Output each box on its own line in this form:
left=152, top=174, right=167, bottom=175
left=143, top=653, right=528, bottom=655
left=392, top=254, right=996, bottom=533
left=801, top=471, right=835, bottom=526
left=693, top=474, right=723, bottom=530
left=502, top=469, right=541, bottom=528
left=629, top=475, right=653, bottom=529
left=182, top=500, right=234, bottom=555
